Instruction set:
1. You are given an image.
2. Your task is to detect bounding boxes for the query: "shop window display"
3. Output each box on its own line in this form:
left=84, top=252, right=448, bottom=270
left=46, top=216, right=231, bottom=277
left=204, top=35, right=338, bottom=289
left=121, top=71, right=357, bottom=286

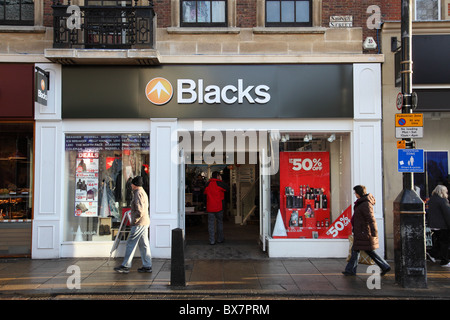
left=0, top=123, right=33, bottom=221
left=270, top=132, right=353, bottom=240
left=64, top=134, right=149, bottom=242
left=0, top=122, right=33, bottom=256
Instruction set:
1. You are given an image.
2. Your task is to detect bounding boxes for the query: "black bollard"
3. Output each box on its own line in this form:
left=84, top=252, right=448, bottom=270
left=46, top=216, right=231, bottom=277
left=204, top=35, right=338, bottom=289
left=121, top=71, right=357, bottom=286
left=393, top=189, right=427, bottom=288
left=170, top=228, right=186, bottom=287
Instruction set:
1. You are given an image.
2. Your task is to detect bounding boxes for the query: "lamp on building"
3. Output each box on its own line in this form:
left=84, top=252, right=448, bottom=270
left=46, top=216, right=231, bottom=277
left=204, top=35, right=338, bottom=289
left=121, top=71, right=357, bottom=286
left=327, top=134, right=336, bottom=143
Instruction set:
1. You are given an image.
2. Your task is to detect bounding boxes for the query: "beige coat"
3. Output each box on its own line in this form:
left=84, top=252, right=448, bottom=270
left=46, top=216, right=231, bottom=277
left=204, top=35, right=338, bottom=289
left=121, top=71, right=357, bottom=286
left=130, top=187, right=150, bottom=226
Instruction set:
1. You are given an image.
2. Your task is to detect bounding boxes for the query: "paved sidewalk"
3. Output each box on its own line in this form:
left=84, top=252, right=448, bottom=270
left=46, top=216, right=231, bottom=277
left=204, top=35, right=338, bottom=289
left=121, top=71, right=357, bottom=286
left=0, top=256, right=449, bottom=300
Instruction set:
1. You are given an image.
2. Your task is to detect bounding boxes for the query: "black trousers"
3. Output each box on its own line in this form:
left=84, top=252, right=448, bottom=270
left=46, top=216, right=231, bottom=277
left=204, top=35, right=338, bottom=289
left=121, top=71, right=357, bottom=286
left=434, top=229, right=450, bottom=265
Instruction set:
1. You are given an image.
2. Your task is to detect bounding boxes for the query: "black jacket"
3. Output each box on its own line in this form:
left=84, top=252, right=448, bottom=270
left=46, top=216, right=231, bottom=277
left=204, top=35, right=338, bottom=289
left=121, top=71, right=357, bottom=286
left=427, top=195, right=450, bottom=229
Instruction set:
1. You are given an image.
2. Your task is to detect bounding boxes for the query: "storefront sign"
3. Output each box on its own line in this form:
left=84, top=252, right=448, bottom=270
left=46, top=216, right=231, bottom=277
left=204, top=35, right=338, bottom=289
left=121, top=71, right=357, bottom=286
left=35, top=67, right=49, bottom=106
left=62, top=64, right=354, bottom=119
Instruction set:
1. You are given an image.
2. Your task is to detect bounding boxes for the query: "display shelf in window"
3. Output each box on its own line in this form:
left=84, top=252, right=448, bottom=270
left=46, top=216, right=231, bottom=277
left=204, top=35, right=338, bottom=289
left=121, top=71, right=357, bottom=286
left=0, top=192, right=32, bottom=221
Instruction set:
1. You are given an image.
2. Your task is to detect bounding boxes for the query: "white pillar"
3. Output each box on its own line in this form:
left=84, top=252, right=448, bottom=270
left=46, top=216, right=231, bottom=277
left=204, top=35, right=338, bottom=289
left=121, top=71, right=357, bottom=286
left=32, top=64, right=62, bottom=259
left=149, top=118, right=178, bottom=258
left=353, top=63, right=384, bottom=256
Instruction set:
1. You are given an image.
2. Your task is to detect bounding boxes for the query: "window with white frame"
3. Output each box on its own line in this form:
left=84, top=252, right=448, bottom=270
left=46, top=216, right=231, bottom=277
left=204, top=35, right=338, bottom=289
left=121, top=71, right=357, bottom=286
left=265, top=0, right=312, bottom=27
left=181, top=0, right=227, bottom=27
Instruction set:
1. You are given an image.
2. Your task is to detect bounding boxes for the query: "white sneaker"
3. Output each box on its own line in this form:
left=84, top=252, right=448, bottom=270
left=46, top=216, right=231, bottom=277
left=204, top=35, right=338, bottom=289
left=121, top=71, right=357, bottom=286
left=440, top=262, right=450, bottom=267
left=427, top=252, right=436, bottom=263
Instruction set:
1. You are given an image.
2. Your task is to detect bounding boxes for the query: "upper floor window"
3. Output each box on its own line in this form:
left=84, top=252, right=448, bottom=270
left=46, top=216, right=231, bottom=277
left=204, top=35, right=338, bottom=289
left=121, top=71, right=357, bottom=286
left=0, top=0, right=34, bottom=25
left=265, top=0, right=312, bottom=27
left=415, top=0, right=441, bottom=20
left=181, top=0, right=227, bottom=27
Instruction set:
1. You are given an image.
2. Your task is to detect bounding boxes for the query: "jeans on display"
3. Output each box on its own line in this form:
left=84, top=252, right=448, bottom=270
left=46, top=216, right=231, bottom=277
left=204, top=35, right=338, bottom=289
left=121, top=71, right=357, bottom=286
left=208, top=210, right=224, bottom=244
left=345, top=248, right=390, bottom=275
left=121, top=225, right=152, bottom=268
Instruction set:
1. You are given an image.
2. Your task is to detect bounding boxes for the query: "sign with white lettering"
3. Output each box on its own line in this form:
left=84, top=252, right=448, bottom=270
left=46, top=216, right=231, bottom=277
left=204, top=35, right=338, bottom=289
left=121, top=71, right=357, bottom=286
left=398, top=149, right=424, bottom=173
left=62, top=65, right=354, bottom=119
left=329, top=16, right=353, bottom=27
left=35, top=67, right=49, bottom=106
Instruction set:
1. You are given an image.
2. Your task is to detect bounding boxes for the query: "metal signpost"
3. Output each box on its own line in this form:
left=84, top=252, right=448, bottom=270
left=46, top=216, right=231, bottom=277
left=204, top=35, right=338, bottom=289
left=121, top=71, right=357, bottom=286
left=393, top=0, right=427, bottom=288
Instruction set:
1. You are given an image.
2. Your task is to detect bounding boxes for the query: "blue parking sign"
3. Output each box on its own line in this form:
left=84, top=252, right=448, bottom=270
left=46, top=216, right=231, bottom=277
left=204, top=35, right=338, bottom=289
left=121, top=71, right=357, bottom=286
left=398, top=149, right=424, bottom=173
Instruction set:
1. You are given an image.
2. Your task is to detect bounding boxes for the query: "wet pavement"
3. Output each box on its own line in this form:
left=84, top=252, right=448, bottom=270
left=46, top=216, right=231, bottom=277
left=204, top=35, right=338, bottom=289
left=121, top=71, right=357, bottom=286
left=1, top=254, right=449, bottom=300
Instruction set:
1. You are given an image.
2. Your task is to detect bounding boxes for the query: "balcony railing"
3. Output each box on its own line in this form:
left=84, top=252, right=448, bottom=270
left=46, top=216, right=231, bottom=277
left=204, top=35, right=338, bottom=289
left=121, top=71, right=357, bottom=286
left=52, top=0, right=155, bottom=49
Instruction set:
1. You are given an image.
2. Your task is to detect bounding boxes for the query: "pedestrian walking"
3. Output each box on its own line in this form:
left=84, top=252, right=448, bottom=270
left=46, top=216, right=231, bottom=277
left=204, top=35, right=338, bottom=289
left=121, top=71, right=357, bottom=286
left=204, top=171, right=229, bottom=245
left=114, top=176, right=152, bottom=274
left=427, top=185, right=450, bottom=267
left=343, top=185, right=391, bottom=276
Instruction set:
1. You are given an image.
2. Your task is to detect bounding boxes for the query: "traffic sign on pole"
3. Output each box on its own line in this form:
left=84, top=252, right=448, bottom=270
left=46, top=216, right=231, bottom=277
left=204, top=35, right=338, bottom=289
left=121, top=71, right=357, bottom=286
left=397, top=149, right=424, bottom=173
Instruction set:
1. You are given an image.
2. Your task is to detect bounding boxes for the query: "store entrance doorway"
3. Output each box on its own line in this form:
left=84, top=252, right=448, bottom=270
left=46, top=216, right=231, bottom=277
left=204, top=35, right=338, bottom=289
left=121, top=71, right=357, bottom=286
left=183, top=158, right=267, bottom=259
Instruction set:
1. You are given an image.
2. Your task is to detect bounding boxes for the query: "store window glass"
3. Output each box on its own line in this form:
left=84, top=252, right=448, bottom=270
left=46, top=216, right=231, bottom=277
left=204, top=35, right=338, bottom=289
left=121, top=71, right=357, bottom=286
left=0, top=123, right=33, bottom=220
left=0, top=122, right=33, bottom=256
left=64, top=134, right=149, bottom=242
left=269, top=132, right=352, bottom=240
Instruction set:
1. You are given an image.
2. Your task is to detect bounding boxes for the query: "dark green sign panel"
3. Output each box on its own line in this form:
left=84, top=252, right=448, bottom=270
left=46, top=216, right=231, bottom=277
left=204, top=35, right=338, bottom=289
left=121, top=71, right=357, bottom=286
left=62, top=64, right=353, bottom=119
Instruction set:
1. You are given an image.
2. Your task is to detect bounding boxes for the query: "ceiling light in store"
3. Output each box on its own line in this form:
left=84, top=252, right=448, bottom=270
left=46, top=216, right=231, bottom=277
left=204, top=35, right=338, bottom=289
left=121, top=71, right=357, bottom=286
left=327, top=134, right=336, bottom=143
left=303, top=134, right=312, bottom=142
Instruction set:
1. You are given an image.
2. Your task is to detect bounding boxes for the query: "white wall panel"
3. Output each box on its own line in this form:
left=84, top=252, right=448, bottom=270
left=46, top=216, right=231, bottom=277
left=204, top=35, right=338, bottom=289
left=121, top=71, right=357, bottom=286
left=150, top=119, right=178, bottom=258
left=353, top=64, right=381, bottom=119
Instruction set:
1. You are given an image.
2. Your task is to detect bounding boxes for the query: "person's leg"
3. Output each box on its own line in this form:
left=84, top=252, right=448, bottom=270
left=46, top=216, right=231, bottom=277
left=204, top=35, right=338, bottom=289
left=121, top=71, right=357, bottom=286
left=121, top=226, right=141, bottom=268
left=208, top=212, right=216, bottom=244
left=343, top=249, right=360, bottom=275
left=438, top=229, right=450, bottom=265
left=365, top=250, right=391, bottom=274
left=216, top=210, right=224, bottom=243
left=137, top=226, right=152, bottom=269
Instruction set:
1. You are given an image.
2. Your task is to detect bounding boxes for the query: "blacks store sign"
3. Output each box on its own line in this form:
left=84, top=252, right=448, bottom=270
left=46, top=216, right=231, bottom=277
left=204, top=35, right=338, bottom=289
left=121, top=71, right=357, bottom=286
left=62, top=64, right=354, bottom=119
left=35, top=67, right=49, bottom=106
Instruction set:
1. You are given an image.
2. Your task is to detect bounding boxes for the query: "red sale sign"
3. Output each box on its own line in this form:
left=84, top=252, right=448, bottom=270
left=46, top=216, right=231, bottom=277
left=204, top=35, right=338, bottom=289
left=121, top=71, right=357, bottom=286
left=280, top=152, right=331, bottom=238
left=319, top=205, right=352, bottom=239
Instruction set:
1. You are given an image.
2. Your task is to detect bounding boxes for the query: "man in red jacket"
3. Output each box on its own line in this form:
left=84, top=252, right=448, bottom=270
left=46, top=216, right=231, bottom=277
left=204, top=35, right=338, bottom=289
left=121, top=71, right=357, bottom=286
left=204, top=171, right=229, bottom=245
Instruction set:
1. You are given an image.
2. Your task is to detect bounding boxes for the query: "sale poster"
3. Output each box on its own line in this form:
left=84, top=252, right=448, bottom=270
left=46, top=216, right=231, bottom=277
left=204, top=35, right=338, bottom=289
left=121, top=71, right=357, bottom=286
left=279, top=151, right=331, bottom=238
left=75, top=154, right=99, bottom=217
left=319, top=205, right=352, bottom=239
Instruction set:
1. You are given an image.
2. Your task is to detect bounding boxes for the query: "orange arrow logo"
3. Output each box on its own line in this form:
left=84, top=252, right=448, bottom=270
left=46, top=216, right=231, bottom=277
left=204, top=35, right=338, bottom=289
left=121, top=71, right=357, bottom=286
left=145, top=77, right=173, bottom=105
